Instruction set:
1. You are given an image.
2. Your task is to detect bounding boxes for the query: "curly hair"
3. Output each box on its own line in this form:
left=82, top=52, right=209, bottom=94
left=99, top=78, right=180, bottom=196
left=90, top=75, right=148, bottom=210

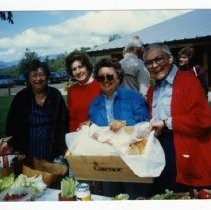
left=178, top=47, right=195, bottom=66
left=65, top=50, right=93, bottom=77
left=24, top=59, right=50, bottom=83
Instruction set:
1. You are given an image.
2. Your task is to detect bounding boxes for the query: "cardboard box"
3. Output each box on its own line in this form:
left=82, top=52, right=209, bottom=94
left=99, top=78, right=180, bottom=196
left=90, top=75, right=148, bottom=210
left=65, top=154, right=153, bottom=183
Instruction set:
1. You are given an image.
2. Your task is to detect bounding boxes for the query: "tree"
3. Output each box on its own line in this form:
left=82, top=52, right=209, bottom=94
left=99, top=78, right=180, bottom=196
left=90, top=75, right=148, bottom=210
left=47, top=53, right=66, bottom=72
left=16, top=48, right=39, bottom=75
left=80, top=47, right=90, bottom=52
left=0, top=11, right=14, bottom=24
left=108, top=34, right=121, bottom=42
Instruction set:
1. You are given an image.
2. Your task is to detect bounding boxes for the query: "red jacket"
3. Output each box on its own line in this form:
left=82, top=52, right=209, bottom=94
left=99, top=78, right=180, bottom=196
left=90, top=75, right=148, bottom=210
left=147, top=70, right=211, bottom=186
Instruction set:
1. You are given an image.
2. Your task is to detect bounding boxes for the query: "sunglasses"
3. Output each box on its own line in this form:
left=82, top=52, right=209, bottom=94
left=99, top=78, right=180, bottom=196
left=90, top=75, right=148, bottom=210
left=96, top=74, right=116, bottom=82
left=144, top=55, right=166, bottom=69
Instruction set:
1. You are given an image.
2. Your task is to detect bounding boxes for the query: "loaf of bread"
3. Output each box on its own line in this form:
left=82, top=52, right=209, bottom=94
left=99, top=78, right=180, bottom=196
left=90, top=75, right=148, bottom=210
left=126, top=139, right=147, bottom=155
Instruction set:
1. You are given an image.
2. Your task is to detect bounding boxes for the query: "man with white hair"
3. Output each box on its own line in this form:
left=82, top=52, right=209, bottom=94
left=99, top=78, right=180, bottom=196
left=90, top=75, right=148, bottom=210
left=120, top=36, right=150, bottom=97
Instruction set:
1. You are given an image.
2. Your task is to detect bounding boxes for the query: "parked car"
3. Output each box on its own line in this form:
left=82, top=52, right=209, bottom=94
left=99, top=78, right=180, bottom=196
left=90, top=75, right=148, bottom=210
left=0, top=75, right=14, bottom=88
left=14, top=74, right=27, bottom=86
left=48, top=72, right=62, bottom=84
left=57, top=70, right=70, bottom=81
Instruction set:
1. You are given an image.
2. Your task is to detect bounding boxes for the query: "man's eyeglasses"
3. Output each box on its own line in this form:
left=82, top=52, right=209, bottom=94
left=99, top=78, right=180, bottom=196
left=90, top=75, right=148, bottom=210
left=144, top=55, right=165, bottom=69
left=96, top=74, right=116, bottom=82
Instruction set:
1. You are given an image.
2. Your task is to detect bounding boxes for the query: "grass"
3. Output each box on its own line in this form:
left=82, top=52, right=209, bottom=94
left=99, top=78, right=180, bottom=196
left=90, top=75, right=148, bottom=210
left=0, top=96, right=13, bottom=138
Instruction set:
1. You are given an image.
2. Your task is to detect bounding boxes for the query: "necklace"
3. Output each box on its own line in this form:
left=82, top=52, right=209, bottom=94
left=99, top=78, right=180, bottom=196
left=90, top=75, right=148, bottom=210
left=41, top=96, right=46, bottom=103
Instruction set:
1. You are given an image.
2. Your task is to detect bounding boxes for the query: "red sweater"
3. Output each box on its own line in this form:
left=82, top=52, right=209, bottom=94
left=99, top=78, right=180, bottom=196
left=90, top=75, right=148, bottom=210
left=147, top=70, right=211, bottom=186
left=67, top=79, right=101, bottom=132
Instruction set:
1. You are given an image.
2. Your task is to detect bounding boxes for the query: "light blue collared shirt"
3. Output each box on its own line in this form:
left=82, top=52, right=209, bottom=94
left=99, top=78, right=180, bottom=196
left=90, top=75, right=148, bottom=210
left=104, top=91, right=117, bottom=124
left=152, top=65, right=178, bottom=121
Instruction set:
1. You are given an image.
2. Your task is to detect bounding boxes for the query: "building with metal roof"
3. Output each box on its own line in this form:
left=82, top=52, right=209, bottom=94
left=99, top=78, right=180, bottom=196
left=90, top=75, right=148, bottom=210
left=88, top=9, right=211, bottom=54
left=88, top=9, right=211, bottom=87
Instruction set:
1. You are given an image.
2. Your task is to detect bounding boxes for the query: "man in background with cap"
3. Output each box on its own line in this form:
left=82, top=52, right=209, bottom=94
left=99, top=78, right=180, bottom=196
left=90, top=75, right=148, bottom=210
left=120, top=36, right=150, bottom=97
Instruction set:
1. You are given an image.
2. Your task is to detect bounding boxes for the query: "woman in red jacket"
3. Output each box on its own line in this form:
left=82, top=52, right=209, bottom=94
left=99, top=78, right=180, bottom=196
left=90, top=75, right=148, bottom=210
left=65, top=51, right=101, bottom=132
left=143, top=43, right=211, bottom=195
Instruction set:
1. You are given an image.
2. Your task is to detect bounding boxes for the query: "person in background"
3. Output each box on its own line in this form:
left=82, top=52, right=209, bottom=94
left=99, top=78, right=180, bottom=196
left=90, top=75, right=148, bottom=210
left=143, top=43, right=211, bottom=195
left=6, top=59, right=68, bottom=161
left=89, top=57, right=150, bottom=199
left=120, top=35, right=150, bottom=97
left=65, top=50, right=101, bottom=132
left=178, top=46, right=209, bottom=97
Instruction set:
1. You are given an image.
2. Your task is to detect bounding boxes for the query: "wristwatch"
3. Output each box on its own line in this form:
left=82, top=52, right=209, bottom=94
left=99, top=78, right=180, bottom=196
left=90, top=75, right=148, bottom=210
left=162, top=119, right=167, bottom=128
left=162, top=118, right=172, bottom=129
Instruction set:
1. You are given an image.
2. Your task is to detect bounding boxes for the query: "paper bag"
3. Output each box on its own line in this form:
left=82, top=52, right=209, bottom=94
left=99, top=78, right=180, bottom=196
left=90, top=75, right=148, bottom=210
left=21, top=157, right=67, bottom=187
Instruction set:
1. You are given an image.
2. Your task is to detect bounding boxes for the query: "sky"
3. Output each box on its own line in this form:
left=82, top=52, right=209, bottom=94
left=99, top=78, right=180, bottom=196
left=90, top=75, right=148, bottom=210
left=2, top=0, right=210, bottom=63
left=0, top=10, right=193, bottom=62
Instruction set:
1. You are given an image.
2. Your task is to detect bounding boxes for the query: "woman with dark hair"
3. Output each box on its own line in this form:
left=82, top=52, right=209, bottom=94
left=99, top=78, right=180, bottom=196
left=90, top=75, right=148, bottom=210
left=88, top=57, right=150, bottom=199
left=65, top=50, right=101, bottom=132
left=90, top=57, right=148, bottom=128
left=81, top=58, right=149, bottom=130
left=6, top=59, right=68, bottom=161
left=178, top=47, right=209, bottom=97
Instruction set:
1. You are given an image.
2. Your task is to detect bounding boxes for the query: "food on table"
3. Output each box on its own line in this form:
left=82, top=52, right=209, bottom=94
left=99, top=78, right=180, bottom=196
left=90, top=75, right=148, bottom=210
left=150, top=189, right=191, bottom=200
left=3, top=193, right=28, bottom=201
left=0, top=173, right=46, bottom=200
left=197, top=189, right=211, bottom=199
left=0, top=173, right=15, bottom=192
left=112, top=193, right=129, bottom=200
left=12, top=174, right=47, bottom=200
left=0, top=187, right=32, bottom=201
left=60, top=176, right=78, bottom=199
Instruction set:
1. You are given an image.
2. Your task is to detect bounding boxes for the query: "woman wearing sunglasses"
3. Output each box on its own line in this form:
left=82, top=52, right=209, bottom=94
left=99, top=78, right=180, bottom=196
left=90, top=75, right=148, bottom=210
left=65, top=50, right=101, bottom=132
left=88, top=57, right=150, bottom=199
left=89, top=57, right=149, bottom=132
